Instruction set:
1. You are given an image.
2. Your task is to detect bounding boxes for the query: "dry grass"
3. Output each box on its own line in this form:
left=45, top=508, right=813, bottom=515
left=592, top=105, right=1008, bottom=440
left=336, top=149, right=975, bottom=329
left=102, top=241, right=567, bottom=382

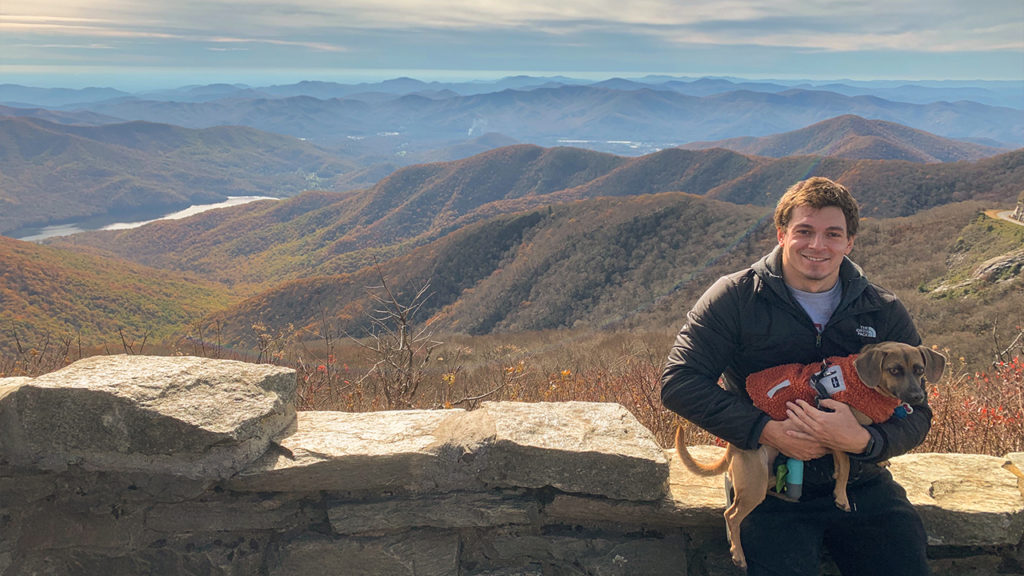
left=4, top=327, right=1021, bottom=456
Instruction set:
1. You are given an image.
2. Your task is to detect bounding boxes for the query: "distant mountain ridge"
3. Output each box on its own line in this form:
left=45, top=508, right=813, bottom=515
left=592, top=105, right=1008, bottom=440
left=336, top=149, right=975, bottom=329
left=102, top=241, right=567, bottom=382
left=18, top=84, right=1022, bottom=153
left=5, top=76, right=1021, bottom=107
left=0, top=117, right=355, bottom=235
left=682, top=115, right=1007, bottom=162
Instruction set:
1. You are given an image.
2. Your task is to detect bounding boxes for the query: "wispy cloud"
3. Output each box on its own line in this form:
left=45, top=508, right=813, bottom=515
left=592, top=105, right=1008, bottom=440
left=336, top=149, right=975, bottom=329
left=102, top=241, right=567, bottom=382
left=2, top=0, right=1021, bottom=85
left=5, top=0, right=1020, bottom=52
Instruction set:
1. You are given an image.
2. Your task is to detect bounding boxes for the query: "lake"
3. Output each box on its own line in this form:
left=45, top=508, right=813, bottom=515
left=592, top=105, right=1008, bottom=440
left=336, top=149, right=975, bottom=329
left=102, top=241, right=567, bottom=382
left=13, top=196, right=278, bottom=242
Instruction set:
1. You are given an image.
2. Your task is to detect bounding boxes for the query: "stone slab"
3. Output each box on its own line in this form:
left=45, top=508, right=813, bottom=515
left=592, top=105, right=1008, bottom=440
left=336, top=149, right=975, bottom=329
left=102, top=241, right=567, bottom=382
left=465, top=401, right=669, bottom=501
left=0, top=355, right=296, bottom=480
left=229, top=409, right=462, bottom=493
left=889, top=452, right=1024, bottom=546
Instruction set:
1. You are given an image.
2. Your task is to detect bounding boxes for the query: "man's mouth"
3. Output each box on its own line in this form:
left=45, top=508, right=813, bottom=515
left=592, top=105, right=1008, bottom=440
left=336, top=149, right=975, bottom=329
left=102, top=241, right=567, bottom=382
left=802, top=254, right=829, bottom=263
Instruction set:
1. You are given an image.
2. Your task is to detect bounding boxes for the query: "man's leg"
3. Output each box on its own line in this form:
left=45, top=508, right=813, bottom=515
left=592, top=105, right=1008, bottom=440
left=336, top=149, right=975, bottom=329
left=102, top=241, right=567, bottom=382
left=823, top=473, right=931, bottom=576
left=741, top=494, right=833, bottom=576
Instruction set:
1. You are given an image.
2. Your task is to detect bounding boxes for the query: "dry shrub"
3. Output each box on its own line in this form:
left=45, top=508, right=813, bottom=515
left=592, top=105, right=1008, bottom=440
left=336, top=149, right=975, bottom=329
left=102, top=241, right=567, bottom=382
left=918, top=353, right=1024, bottom=455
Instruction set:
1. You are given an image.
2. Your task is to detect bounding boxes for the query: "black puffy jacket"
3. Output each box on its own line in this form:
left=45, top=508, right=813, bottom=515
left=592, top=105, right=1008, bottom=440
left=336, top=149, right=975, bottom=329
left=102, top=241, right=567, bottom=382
left=662, top=246, right=932, bottom=490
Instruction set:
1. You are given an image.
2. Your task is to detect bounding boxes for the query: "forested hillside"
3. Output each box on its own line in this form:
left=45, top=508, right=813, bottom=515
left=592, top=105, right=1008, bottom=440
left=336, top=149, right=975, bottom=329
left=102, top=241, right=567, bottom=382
left=198, top=196, right=1022, bottom=372
left=0, top=117, right=354, bottom=235
left=46, top=146, right=1024, bottom=289
left=0, top=236, right=237, bottom=350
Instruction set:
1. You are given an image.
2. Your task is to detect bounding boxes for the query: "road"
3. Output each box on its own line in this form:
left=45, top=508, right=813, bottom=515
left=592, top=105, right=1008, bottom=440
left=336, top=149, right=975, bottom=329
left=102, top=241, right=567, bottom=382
left=986, top=209, right=1024, bottom=228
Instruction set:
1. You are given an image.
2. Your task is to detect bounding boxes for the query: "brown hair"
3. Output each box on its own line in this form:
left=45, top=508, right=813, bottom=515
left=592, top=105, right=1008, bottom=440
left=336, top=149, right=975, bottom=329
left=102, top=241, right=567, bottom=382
left=774, top=177, right=860, bottom=237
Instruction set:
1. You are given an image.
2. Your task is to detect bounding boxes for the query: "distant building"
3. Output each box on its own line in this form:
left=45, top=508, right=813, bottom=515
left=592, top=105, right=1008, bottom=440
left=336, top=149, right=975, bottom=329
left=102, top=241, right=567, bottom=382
left=1014, top=191, right=1024, bottom=223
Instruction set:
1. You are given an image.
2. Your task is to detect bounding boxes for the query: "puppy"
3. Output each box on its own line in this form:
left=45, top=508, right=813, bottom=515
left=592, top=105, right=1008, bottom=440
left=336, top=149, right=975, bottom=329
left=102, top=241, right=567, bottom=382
left=674, top=342, right=946, bottom=569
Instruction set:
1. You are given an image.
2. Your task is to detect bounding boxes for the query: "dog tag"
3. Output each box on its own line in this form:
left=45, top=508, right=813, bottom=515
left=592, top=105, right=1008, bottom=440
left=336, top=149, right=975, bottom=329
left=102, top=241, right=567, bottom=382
left=816, top=364, right=847, bottom=396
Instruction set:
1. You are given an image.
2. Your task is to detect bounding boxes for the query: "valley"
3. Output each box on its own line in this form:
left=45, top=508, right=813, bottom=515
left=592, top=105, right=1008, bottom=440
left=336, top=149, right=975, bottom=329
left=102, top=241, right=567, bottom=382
left=0, top=75, right=1021, bottom=383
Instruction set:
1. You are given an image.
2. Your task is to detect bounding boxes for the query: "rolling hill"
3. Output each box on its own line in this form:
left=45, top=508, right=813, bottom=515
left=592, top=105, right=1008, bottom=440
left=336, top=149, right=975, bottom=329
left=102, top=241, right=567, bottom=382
left=197, top=195, right=1022, bottom=372
left=0, top=117, right=355, bottom=235
left=0, top=235, right=238, bottom=353
left=47, top=145, right=1024, bottom=289
left=681, top=115, right=1007, bottom=162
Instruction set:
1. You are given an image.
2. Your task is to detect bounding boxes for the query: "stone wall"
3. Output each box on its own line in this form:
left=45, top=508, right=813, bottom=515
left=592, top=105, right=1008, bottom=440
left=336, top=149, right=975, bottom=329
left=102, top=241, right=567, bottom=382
left=1, top=355, right=1022, bottom=576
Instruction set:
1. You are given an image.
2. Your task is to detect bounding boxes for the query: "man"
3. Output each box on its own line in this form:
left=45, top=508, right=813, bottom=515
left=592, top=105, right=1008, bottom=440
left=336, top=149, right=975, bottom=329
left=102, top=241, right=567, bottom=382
left=661, top=177, right=931, bottom=575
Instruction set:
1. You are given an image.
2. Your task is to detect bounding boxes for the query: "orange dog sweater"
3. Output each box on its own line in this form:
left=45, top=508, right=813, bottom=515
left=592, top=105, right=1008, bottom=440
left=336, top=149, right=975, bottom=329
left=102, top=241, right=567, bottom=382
left=746, top=355, right=900, bottom=424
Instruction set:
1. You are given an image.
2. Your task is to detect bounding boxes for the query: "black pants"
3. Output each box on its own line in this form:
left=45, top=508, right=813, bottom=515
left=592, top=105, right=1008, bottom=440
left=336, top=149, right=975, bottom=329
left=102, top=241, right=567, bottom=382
left=740, top=471, right=930, bottom=575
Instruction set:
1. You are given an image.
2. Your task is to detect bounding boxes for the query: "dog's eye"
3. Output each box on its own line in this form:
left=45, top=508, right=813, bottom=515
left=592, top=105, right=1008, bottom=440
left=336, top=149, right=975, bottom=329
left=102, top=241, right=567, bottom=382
left=913, top=366, right=925, bottom=376
left=887, top=367, right=903, bottom=376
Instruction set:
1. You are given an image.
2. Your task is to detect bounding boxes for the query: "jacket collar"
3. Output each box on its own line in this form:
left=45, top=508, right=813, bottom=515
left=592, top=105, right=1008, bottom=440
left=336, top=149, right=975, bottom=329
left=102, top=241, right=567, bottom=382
left=753, top=246, right=869, bottom=306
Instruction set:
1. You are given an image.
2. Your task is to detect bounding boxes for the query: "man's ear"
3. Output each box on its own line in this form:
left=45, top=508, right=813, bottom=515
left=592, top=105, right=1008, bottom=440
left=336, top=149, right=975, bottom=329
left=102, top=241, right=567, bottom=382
left=777, top=227, right=786, bottom=245
left=919, top=346, right=947, bottom=383
left=854, top=344, right=885, bottom=388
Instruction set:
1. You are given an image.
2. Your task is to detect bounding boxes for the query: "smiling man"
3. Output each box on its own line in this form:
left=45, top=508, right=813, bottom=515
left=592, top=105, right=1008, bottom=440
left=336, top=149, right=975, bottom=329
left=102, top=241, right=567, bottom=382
left=662, top=177, right=932, bottom=575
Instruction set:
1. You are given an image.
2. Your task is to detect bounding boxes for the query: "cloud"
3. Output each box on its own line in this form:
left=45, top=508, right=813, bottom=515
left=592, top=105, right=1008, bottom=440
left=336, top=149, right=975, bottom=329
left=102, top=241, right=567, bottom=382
left=1, top=0, right=1020, bottom=84
left=5, top=0, right=1021, bottom=53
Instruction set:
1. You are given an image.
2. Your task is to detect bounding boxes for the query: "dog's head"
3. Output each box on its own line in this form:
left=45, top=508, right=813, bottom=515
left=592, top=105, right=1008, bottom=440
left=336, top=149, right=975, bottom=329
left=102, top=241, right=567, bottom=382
left=854, top=342, right=946, bottom=405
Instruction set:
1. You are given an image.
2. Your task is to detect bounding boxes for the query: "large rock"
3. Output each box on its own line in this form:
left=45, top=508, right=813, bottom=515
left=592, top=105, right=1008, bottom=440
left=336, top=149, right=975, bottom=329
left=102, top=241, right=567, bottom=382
left=888, top=452, right=1024, bottom=546
left=229, top=409, right=462, bottom=493
left=460, top=401, right=669, bottom=501
left=0, top=355, right=296, bottom=480
left=233, top=401, right=669, bottom=502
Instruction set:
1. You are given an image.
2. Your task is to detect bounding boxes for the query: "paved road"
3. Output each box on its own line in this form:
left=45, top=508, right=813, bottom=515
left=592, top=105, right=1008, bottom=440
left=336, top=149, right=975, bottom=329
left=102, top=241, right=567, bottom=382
left=988, top=210, right=1024, bottom=228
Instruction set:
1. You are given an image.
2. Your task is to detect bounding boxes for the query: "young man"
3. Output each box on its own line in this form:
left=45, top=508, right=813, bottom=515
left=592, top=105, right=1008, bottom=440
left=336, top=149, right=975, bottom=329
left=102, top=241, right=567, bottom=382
left=661, top=177, right=931, bottom=575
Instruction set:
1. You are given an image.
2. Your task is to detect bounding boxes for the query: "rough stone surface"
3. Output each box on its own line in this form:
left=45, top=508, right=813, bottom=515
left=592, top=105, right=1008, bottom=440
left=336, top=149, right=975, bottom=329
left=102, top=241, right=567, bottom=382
left=229, top=409, right=461, bottom=493
left=465, top=401, right=669, bottom=501
left=461, top=526, right=689, bottom=576
left=0, top=355, right=295, bottom=480
left=888, top=453, right=1024, bottom=546
left=234, top=401, right=669, bottom=502
left=268, top=531, right=460, bottom=576
left=1, top=355, right=1021, bottom=575
left=328, top=491, right=538, bottom=534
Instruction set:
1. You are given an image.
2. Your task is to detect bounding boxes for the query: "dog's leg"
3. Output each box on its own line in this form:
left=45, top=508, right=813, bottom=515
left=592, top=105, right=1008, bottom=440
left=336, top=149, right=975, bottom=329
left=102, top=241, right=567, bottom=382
left=723, top=447, right=775, bottom=568
left=832, top=451, right=852, bottom=511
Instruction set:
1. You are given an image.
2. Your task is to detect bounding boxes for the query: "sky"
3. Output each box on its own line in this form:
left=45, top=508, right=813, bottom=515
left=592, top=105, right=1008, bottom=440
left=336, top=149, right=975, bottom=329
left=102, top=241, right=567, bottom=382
left=2, top=0, right=1023, bottom=91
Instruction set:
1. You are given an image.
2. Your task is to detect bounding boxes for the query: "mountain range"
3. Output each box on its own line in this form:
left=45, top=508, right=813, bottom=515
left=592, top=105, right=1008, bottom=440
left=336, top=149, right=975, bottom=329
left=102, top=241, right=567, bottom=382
left=1, top=75, right=1022, bottom=368
left=1, top=112, right=1015, bottom=237
left=40, top=85, right=1022, bottom=153
left=682, top=115, right=1006, bottom=162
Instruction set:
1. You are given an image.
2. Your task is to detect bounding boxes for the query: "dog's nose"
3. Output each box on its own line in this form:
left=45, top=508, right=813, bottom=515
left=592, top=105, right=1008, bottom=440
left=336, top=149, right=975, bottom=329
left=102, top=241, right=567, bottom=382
left=906, top=388, right=925, bottom=405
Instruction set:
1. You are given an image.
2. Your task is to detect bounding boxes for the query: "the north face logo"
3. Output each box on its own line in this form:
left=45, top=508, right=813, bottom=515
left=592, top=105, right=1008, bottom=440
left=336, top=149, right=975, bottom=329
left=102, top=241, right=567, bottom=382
left=856, top=325, right=877, bottom=338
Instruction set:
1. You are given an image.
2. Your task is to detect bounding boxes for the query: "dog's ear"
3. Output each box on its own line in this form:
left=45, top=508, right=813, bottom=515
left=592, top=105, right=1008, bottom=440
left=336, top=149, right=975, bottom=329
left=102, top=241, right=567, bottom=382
left=919, top=346, right=947, bottom=383
left=854, top=344, right=885, bottom=389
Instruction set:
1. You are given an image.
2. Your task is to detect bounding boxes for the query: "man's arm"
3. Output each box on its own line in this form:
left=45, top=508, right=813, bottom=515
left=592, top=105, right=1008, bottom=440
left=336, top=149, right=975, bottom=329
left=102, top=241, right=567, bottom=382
left=661, top=277, right=774, bottom=450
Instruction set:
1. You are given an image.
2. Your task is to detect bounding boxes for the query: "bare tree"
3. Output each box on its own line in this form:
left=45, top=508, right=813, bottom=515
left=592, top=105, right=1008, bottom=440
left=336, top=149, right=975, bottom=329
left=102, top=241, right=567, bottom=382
left=350, top=264, right=441, bottom=410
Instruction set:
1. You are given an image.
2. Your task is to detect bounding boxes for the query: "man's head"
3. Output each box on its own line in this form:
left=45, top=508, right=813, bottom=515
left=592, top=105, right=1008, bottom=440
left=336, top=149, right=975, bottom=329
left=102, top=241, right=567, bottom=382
left=774, top=177, right=860, bottom=237
left=774, top=177, right=859, bottom=293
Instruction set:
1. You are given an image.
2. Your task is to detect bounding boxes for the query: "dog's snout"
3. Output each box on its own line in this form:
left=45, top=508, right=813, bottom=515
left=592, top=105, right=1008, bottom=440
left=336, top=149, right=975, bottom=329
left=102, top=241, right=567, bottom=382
left=904, top=386, right=925, bottom=405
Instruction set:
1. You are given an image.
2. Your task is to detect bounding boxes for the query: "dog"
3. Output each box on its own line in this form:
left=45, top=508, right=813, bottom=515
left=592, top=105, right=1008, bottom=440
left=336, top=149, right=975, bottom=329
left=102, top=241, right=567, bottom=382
left=674, top=341, right=946, bottom=569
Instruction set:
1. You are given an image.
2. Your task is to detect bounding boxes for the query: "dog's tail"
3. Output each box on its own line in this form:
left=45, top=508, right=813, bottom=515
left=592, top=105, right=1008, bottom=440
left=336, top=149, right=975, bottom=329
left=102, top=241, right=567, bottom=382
left=674, top=427, right=729, bottom=476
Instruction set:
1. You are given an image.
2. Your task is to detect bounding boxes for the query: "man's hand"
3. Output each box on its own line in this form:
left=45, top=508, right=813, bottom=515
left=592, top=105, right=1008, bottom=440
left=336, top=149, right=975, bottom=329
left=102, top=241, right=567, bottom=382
left=785, top=399, right=872, bottom=454
left=759, top=418, right=829, bottom=461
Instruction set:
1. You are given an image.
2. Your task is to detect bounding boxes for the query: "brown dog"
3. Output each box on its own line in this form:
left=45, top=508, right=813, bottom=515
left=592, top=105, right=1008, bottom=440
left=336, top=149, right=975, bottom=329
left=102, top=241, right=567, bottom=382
left=675, top=342, right=946, bottom=569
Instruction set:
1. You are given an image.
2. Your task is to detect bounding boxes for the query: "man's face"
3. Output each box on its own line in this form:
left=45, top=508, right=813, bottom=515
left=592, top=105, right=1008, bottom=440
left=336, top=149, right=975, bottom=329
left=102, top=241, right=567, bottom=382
left=777, top=205, right=855, bottom=293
